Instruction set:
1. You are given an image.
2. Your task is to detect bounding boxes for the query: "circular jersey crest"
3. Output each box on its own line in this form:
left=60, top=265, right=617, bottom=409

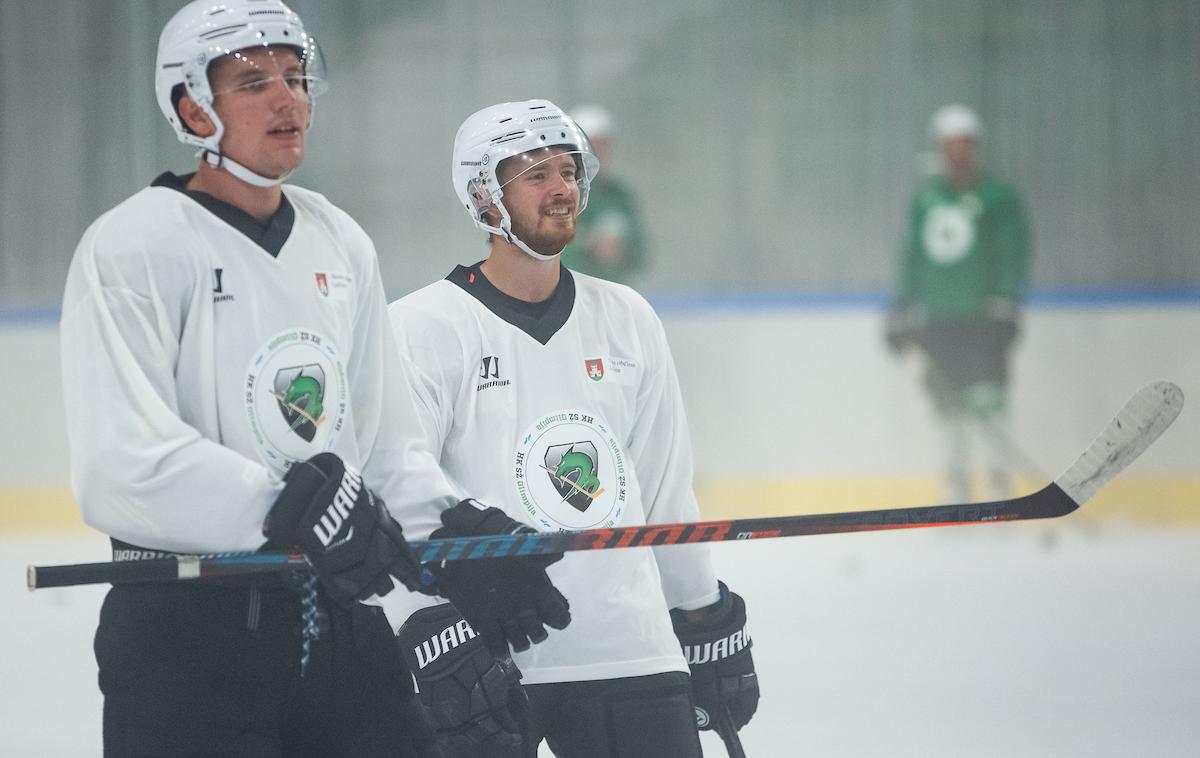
left=514, top=410, right=628, bottom=531
left=245, top=328, right=347, bottom=472
left=921, top=202, right=977, bottom=264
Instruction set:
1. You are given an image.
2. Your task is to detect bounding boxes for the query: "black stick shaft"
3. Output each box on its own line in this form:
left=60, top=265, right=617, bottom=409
left=715, top=706, right=748, bottom=758
left=26, top=484, right=1076, bottom=590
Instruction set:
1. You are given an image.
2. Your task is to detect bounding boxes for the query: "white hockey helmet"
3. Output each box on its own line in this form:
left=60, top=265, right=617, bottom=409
left=155, top=0, right=327, bottom=187
left=452, top=99, right=599, bottom=260
left=929, top=104, right=982, bottom=143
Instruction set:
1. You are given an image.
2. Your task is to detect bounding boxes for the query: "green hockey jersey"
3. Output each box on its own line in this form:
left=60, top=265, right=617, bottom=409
left=560, top=175, right=646, bottom=285
left=896, top=174, right=1031, bottom=316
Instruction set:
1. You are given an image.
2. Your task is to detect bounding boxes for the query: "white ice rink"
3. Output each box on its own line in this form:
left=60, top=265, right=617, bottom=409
left=7, top=523, right=1200, bottom=757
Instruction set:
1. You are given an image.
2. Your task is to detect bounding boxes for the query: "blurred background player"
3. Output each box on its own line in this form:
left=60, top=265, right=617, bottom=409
left=59, top=3, right=567, bottom=755
left=557, top=104, right=648, bottom=286
left=386, top=100, right=759, bottom=757
left=886, top=104, right=1033, bottom=503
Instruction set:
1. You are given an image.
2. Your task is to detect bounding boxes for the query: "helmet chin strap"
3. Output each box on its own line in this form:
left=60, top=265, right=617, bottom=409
left=201, top=149, right=292, bottom=188
left=494, top=201, right=563, bottom=261
left=509, top=232, right=562, bottom=261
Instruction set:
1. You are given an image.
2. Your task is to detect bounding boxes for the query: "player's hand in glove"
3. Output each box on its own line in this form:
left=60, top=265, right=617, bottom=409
left=263, top=452, right=427, bottom=608
left=885, top=303, right=924, bottom=355
left=398, top=604, right=529, bottom=757
left=429, top=500, right=571, bottom=656
left=986, top=295, right=1021, bottom=345
left=670, top=581, right=759, bottom=732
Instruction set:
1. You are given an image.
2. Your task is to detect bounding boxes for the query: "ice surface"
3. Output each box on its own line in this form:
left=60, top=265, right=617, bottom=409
left=6, top=523, right=1200, bottom=757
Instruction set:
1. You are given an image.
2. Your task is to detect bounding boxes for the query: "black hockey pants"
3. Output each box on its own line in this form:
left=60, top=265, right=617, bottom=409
left=95, top=578, right=432, bottom=758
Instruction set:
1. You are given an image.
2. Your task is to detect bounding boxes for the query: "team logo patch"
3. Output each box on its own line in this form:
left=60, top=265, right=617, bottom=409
left=584, top=358, right=604, bottom=381
left=514, top=410, right=627, bottom=530
left=543, top=441, right=604, bottom=512
left=921, top=202, right=977, bottom=264
left=246, top=329, right=347, bottom=472
left=313, top=270, right=353, bottom=301
left=273, top=364, right=326, bottom=442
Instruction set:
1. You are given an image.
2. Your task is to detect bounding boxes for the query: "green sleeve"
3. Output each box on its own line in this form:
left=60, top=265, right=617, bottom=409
left=896, top=192, right=925, bottom=305
left=992, top=186, right=1032, bottom=302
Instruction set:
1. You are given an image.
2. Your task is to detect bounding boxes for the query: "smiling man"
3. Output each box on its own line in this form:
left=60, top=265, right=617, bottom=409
left=385, top=100, right=761, bottom=757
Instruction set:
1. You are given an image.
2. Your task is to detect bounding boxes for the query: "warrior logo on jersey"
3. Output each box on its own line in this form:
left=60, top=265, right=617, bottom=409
left=315, top=272, right=329, bottom=297
left=514, top=410, right=626, bottom=530
left=543, top=441, right=603, bottom=512
left=273, top=364, right=326, bottom=442
left=212, top=268, right=233, bottom=303
left=246, top=328, right=348, bottom=473
left=585, top=358, right=604, bottom=381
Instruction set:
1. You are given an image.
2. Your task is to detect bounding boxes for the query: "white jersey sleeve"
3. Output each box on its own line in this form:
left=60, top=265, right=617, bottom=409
left=336, top=221, right=459, bottom=539
left=61, top=210, right=279, bottom=554
left=628, top=304, right=721, bottom=612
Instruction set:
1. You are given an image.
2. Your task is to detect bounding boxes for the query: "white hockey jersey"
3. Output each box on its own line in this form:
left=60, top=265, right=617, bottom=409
left=386, top=263, right=720, bottom=684
left=61, top=173, right=458, bottom=554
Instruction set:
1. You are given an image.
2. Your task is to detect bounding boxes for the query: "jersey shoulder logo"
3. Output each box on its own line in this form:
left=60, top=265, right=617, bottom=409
left=213, top=267, right=234, bottom=303
left=477, top=355, right=511, bottom=391
left=313, top=270, right=353, bottom=302
left=584, top=357, right=604, bottom=381
left=513, top=410, right=627, bottom=530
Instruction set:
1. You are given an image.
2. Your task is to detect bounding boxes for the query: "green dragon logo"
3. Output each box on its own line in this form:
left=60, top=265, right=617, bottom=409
left=273, top=364, right=326, bottom=442
left=543, top=442, right=604, bottom=512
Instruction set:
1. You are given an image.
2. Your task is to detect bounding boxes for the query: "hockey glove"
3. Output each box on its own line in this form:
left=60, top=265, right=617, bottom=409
left=263, top=452, right=426, bottom=608
left=670, top=581, right=759, bottom=732
left=884, top=303, right=924, bottom=355
left=398, top=604, right=529, bottom=757
left=429, top=500, right=571, bottom=656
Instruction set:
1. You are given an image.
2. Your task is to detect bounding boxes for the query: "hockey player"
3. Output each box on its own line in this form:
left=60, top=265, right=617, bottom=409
left=886, top=105, right=1033, bottom=502
left=386, top=100, right=760, bottom=757
left=558, top=104, right=647, bottom=285
left=61, top=5, right=566, bottom=756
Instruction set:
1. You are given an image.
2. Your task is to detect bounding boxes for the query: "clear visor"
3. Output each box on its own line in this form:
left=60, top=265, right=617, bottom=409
left=208, top=38, right=328, bottom=100
left=469, top=144, right=599, bottom=220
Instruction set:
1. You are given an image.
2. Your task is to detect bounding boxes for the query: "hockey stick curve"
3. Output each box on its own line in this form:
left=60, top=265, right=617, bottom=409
left=27, top=381, right=1183, bottom=590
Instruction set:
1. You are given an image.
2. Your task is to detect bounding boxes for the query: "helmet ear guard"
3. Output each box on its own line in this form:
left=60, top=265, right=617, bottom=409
left=466, top=176, right=501, bottom=226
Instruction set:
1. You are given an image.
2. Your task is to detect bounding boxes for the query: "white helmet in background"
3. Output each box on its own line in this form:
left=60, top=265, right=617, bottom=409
left=155, top=0, right=327, bottom=187
left=452, top=99, right=600, bottom=261
left=569, top=104, right=616, bottom=142
left=928, top=104, right=982, bottom=143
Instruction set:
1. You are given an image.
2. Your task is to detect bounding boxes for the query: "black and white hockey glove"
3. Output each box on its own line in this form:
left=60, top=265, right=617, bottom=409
left=263, top=452, right=426, bottom=608
left=670, top=581, right=760, bottom=732
left=398, top=604, right=529, bottom=757
left=428, top=500, right=571, bottom=656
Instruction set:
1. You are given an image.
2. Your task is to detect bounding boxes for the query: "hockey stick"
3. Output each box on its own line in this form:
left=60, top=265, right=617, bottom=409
left=714, top=705, right=748, bottom=758
left=914, top=351, right=1050, bottom=482
left=27, top=381, right=1183, bottom=591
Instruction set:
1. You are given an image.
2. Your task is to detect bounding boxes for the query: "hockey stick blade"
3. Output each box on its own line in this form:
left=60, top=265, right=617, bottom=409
left=26, top=381, right=1183, bottom=590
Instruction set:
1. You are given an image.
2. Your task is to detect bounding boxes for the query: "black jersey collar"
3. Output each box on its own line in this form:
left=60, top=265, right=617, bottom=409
left=446, top=262, right=575, bottom=345
left=151, top=171, right=294, bottom=258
